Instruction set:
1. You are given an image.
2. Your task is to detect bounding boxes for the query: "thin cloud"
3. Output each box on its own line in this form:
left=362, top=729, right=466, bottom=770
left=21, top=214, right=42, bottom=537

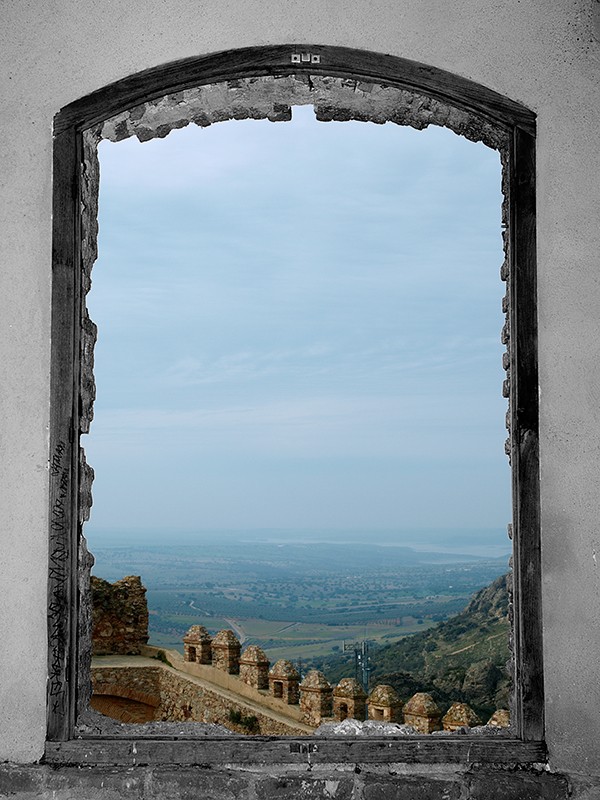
left=159, top=334, right=499, bottom=389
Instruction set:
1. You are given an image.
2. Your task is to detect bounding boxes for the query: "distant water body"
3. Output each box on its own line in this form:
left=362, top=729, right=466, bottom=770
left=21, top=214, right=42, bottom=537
left=86, top=526, right=511, bottom=559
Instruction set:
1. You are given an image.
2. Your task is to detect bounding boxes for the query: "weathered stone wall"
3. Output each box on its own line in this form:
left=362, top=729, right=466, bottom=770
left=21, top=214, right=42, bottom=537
left=92, top=648, right=502, bottom=737
left=91, top=576, right=149, bottom=655
left=91, top=664, right=308, bottom=736
left=92, top=666, right=161, bottom=708
left=0, top=762, right=574, bottom=799
left=158, top=668, right=307, bottom=735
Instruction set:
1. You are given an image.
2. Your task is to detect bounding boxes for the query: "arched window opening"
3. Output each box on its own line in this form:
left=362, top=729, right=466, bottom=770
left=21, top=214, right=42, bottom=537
left=46, top=47, right=541, bottom=763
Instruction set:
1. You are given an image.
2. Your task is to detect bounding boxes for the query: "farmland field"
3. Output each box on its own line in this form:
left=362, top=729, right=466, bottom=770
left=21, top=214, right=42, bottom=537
left=144, top=611, right=438, bottom=661
left=89, top=528, right=510, bottom=666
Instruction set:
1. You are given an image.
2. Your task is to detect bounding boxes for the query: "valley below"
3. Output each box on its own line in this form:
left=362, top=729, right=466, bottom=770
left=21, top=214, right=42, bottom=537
left=90, top=529, right=510, bottom=710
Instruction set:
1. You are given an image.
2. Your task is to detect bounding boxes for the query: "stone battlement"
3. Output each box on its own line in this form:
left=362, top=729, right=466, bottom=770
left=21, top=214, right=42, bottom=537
left=91, top=587, right=509, bottom=734
left=181, top=626, right=509, bottom=731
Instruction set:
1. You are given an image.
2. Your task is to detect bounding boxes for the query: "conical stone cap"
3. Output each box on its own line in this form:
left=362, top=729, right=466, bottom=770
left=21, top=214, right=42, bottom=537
left=183, top=624, right=211, bottom=643
left=488, top=709, right=510, bottom=728
left=240, top=645, right=269, bottom=664
left=334, top=678, right=367, bottom=699
left=212, top=629, right=240, bottom=646
left=442, top=702, right=481, bottom=729
left=368, top=684, right=401, bottom=706
left=269, top=659, right=300, bottom=680
left=403, top=692, right=441, bottom=717
left=300, top=670, right=331, bottom=691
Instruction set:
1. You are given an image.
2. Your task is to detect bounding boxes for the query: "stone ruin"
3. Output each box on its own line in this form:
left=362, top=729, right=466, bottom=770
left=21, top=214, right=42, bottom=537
left=91, top=575, right=149, bottom=655
left=92, top=609, right=514, bottom=736
left=88, top=578, right=512, bottom=735
left=95, top=613, right=511, bottom=734
left=90, top=599, right=512, bottom=734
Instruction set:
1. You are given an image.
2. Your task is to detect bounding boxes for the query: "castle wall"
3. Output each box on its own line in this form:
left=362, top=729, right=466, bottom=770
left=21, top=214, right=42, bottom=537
left=91, top=662, right=309, bottom=736
left=92, top=666, right=162, bottom=709
left=171, top=650, right=308, bottom=722
left=0, top=0, right=600, bottom=795
left=157, top=669, right=306, bottom=735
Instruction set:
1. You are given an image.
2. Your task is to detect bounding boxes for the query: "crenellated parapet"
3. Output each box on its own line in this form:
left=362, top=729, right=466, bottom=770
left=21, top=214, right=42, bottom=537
left=178, top=624, right=512, bottom=735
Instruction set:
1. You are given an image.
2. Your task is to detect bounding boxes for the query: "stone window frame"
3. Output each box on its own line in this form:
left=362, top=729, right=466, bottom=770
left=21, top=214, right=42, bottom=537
left=45, top=44, right=543, bottom=766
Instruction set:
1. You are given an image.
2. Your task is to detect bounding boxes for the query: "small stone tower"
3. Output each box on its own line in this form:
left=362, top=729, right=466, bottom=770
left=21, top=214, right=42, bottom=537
left=333, top=678, right=367, bottom=721
left=183, top=624, right=212, bottom=664
left=367, top=684, right=403, bottom=723
left=442, top=701, right=482, bottom=731
left=268, top=659, right=300, bottom=704
left=239, top=645, right=270, bottom=689
left=299, top=670, right=333, bottom=726
left=402, top=692, right=442, bottom=733
left=211, top=629, right=241, bottom=674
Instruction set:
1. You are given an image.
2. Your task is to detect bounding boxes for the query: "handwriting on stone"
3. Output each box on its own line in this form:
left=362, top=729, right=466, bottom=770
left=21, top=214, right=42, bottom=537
left=48, top=439, right=70, bottom=707
left=50, top=440, right=66, bottom=477
left=48, top=540, right=68, bottom=703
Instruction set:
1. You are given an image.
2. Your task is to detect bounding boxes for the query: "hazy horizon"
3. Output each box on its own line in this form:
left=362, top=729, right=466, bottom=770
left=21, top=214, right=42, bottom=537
left=86, top=525, right=512, bottom=559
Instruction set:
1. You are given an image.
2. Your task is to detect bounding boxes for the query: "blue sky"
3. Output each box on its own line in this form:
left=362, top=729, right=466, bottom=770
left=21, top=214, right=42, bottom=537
left=85, top=105, right=510, bottom=537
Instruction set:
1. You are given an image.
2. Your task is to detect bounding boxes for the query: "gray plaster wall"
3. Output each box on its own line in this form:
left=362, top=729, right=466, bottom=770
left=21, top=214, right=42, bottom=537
left=1, top=0, right=599, bottom=787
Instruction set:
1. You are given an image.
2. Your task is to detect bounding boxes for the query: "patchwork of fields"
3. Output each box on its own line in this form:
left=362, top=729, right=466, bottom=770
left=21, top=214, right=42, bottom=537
left=147, top=606, right=439, bottom=661
left=90, top=531, right=510, bottom=666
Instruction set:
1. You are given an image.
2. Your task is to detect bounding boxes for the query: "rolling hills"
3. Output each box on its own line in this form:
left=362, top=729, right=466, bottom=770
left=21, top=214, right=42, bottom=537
left=311, top=574, right=510, bottom=719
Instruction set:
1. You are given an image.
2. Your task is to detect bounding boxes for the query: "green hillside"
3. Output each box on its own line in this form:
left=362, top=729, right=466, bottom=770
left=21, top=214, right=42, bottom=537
left=311, top=574, right=510, bottom=720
